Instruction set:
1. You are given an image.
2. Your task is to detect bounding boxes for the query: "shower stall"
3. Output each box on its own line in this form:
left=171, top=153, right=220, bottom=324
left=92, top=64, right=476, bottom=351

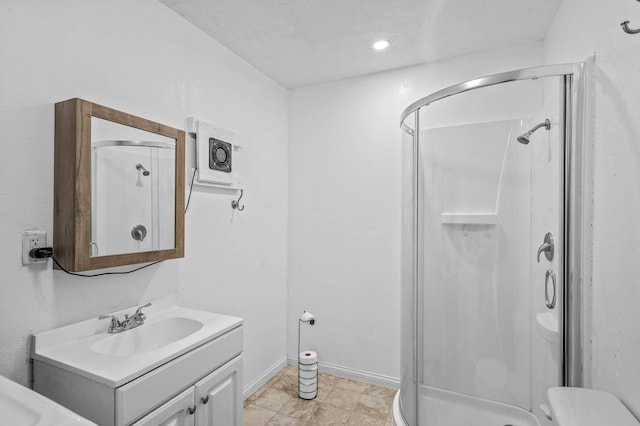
left=396, top=64, right=588, bottom=426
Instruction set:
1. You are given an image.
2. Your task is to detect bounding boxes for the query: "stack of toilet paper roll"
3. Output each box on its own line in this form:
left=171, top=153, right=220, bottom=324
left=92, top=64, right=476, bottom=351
left=298, top=351, right=318, bottom=399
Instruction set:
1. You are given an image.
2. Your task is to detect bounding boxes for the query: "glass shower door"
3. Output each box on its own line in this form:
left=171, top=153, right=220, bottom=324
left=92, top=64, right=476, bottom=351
left=400, top=117, right=418, bottom=426
left=415, top=76, right=565, bottom=426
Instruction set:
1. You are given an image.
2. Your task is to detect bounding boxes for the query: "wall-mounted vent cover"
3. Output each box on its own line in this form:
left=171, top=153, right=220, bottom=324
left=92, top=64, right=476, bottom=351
left=186, top=117, right=242, bottom=189
left=209, top=138, right=232, bottom=173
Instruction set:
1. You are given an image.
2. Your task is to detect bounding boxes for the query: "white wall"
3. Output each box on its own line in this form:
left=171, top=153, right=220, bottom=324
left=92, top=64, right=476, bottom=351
left=544, top=0, right=640, bottom=417
left=0, top=0, right=288, bottom=393
left=3, top=0, right=637, bottom=413
left=288, top=0, right=640, bottom=416
left=287, top=43, right=545, bottom=385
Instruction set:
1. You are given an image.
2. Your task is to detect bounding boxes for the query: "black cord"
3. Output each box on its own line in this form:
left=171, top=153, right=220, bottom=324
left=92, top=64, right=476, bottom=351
left=44, top=168, right=196, bottom=277
left=185, top=166, right=197, bottom=213
left=52, top=256, right=161, bottom=277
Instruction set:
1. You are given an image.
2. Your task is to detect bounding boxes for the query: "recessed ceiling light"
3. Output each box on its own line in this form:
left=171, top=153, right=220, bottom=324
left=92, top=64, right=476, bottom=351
left=373, top=40, right=390, bottom=51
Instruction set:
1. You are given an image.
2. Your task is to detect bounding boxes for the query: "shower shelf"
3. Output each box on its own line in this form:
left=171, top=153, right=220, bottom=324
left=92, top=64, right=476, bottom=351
left=440, top=212, right=497, bottom=225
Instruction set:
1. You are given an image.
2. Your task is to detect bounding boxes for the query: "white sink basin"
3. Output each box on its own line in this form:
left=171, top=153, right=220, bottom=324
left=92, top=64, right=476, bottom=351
left=32, top=299, right=243, bottom=387
left=0, top=374, right=96, bottom=425
left=91, top=317, right=203, bottom=357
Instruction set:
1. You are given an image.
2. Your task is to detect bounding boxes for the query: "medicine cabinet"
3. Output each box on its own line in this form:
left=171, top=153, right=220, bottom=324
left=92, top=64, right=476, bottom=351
left=54, top=98, right=185, bottom=272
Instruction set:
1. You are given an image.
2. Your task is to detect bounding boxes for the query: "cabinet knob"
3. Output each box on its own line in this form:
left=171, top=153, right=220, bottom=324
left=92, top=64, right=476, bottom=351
left=201, top=395, right=210, bottom=404
left=187, top=405, right=196, bottom=415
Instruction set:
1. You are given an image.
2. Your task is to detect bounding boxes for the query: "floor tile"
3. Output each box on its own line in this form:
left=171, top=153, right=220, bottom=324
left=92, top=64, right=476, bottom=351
left=364, top=384, right=397, bottom=403
left=387, top=409, right=394, bottom=423
left=265, top=412, right=307, bottom=425
left=270, top=374, right=299, bottom=396
left=317, top=372, right=339, bottom=387
left=323, top=387, right=362, bottom=411
left=307, top=403, right=351, bottom=425
left=266, top=373, right=283, bottom=388
left=278, top=397, right=320, bottom=419
left=354, top=394, right=391, bottom=420
left=346, top=412, right=387, bottom=426
left=246, top=385, right=269, bottom=406
left=315, top=382, right=332, bottom=402
left=283, top=364, right=298, bottom=376
left=252, top=387, right=293, bottom=412
left=243, top=367, right=398, bottom=426
left=244, top=404, right=277, bottom=425
left=333, top=377, right=368, bottom=393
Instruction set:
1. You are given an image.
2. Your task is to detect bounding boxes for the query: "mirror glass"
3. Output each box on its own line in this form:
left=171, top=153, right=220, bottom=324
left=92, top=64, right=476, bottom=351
left=90, top=117, right=176, bottom=257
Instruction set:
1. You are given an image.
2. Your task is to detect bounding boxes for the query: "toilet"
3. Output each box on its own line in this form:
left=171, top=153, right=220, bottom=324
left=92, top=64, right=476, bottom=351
left=547, top=387, right=639, bottom=426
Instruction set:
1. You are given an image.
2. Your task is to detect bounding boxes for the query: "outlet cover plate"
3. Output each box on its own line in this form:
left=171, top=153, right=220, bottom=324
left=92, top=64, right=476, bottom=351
left=22, top=230, right=47, bottom=265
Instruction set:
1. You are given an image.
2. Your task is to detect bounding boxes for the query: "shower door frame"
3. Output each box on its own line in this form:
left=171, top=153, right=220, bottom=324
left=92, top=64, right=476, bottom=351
left=399, top=62, right=589, bottom=424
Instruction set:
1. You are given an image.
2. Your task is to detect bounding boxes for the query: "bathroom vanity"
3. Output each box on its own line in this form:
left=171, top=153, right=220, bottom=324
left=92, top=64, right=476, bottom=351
left=31, top=301, right=243, bottom=426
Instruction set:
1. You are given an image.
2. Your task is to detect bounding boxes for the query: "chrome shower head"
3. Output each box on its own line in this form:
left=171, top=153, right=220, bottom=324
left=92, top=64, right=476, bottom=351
left=516, top=134, right=531, bottom=145
left=136, top=163, right=150, bottom=176
left=517, top=119, right=551, bottom=144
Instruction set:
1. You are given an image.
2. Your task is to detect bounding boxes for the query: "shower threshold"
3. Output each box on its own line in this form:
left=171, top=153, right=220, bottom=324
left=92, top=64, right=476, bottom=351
left=418, top=385, right=540, bottom=426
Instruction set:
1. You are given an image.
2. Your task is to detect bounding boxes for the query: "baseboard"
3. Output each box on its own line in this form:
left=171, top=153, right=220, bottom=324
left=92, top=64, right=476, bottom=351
left=287, top=356, right=399, bottom=389
left=244, top=356, right=287, bottom=399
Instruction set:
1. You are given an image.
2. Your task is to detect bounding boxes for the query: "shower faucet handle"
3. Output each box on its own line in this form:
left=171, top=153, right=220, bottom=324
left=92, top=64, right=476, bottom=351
left=537, top=232, right=554, bottom=263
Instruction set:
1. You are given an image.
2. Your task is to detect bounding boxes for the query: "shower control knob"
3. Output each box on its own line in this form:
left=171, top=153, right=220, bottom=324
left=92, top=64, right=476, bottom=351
left=537, top=232, right=554, bottom=262
left=131, top=224, right=147, bottom=242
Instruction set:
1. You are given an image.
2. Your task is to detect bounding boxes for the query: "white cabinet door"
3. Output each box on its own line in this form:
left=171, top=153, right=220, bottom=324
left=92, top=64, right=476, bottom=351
left=131, top=387, right=196, bottom=426
left=195, top=355, right=243, bottom=426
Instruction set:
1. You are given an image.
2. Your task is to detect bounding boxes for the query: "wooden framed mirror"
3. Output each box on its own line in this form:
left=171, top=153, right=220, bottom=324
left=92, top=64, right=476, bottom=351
left=54, top=98, right=185, bottom=272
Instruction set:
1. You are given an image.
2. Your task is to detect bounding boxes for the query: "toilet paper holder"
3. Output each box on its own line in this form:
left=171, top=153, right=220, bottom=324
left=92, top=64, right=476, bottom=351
left=298, top=311, right=317, bottom=399
left=298, top=311, right=316, bottom=356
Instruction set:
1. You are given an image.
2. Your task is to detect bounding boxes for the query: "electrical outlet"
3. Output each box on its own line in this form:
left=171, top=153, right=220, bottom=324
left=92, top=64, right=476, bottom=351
left=22, top=230, right=47, bottom=265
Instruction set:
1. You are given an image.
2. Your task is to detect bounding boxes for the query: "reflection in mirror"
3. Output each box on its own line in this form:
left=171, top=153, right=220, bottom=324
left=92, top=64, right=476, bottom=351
left=54, top=98, right=184, bottom=272
left=90, top=118, right=176, bottom=257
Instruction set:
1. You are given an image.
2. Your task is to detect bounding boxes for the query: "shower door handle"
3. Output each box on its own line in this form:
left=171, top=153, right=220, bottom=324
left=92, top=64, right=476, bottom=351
left=545, top=270, right=557, bottom=309
left=537, top=232, right=554, bottom=262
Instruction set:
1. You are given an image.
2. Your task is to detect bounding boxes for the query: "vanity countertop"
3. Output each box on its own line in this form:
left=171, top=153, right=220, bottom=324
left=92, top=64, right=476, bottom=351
left=32, top=299, right=243, bottom=387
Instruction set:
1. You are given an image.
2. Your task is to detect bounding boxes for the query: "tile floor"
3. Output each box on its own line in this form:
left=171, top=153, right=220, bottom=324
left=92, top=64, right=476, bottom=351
left=243, top=365, right=396, bottom=425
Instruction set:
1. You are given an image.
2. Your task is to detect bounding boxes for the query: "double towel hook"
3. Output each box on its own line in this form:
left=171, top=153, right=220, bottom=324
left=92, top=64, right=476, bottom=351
left=621, top=21, right=640, bottom=34
left=231, top=189, right=245, bottom=211
left=621, top=0, right=640, bottom=34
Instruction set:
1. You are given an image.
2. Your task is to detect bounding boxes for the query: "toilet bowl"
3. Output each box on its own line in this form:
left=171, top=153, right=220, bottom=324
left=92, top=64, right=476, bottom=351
left=547, top=387, right=639, bottom=426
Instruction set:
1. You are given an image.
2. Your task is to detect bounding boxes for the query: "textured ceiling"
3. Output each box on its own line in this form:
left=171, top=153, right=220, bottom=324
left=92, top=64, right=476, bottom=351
left=160, top=0, right=562, bottom=89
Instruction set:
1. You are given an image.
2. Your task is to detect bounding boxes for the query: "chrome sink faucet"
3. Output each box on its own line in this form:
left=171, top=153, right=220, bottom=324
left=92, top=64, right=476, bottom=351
left=98, top=302, right=152, bottom=333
